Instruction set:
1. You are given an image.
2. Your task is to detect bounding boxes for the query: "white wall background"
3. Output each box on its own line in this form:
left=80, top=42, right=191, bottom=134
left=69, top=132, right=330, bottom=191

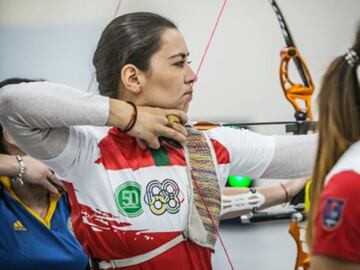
left=1, top=0, right=360, bottom=131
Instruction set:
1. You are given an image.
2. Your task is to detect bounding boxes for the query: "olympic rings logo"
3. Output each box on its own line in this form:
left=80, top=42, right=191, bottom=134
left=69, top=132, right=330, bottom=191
left=144, top=179, right=184, bottom=215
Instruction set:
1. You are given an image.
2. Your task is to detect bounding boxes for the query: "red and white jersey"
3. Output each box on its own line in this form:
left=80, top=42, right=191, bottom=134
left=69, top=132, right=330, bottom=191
left=312, top=140, right=360, bottom=264
left=47, top=126, right=275, bottom=270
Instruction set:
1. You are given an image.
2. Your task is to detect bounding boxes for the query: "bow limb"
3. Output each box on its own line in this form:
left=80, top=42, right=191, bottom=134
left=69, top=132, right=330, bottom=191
left=280, top=47, right=315, bottom=122
left=269, top=0, right=316, bottom=135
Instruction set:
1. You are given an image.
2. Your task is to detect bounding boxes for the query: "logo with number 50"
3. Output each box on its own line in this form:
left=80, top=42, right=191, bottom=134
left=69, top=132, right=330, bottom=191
left=115, top=182, right=143, bottom=218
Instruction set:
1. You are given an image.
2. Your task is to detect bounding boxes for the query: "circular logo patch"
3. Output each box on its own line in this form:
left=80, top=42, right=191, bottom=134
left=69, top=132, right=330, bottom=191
left=115, top=182, right=143, bottom=218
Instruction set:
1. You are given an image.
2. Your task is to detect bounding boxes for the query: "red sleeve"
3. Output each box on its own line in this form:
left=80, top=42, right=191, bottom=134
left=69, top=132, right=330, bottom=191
left=312, top=170, right=360, bottom=264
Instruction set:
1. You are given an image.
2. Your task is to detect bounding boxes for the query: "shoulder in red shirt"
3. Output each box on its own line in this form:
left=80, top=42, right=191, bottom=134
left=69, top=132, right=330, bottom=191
left=312, top=170, right=360, bottom=264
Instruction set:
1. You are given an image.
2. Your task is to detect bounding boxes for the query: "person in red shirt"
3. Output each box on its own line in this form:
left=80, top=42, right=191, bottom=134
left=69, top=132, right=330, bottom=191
left=307, top=23, right=360, bottom=269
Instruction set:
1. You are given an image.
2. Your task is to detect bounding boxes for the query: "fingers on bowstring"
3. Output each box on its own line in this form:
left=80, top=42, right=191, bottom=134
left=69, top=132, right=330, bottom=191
left=171, top=122, right=188, bottom=137
left=158, top=126, right=187, bottom=145
left=166, top=110, right=188, bottom=125
left=146, top=135, right=161, bottom=149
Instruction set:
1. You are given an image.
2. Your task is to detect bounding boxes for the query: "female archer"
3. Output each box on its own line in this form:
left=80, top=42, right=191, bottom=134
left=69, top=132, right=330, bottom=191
left=0, top=12, right=316, bottom=269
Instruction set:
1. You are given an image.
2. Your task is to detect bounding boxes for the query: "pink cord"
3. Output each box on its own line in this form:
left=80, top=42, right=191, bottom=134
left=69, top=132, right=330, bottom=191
left=195, top=0, right=228, bottom=78
left=193, top=3, right=234, bottom=267
left=192, top=171, right=235, bottom=270
left=112, top=0, right=123, bottom=18
left=87, top=0, right=123, bottom=92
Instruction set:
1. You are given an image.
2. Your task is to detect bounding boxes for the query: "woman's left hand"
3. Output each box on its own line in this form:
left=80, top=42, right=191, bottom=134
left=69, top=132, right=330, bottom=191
left=21, top=156, right=66, bottom=195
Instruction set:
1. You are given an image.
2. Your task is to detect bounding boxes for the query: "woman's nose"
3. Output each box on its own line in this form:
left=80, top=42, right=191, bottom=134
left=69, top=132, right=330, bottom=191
left=186, top=66, right=197, bottom=84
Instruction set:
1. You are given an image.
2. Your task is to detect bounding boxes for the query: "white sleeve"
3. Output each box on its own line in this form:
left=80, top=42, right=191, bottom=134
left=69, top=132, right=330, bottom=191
left=0, top=81, right=109, bottom=159
left=261, top=133, right=317, bottom=179
left=42, top=126, right=101, bottom=182
left=206, top=127, right=317, bottom=181
left=206, top=127, right=275, bottom=179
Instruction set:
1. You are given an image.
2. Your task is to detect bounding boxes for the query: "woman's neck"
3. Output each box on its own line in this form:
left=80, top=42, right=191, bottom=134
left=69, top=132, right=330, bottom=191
left=11, top=182, right=49, bottom=206
left=11, top=182, right=50, bottom=218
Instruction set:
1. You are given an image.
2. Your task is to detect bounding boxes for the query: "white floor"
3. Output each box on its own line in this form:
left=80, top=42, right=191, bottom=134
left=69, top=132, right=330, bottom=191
left=212, top=220, right=298, bottom=270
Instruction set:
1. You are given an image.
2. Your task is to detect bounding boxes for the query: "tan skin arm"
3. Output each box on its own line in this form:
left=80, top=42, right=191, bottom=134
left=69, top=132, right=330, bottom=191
left=311, top=255, right=360, bottom=270
left=221, top=178, right=308, bottom=219
left=0, top=154, right=64, bottom=195
left=0, top=154, right=20, bottom=177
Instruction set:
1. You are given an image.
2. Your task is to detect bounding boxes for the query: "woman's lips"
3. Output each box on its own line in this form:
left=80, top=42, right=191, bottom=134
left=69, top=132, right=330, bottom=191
left=183, top=90, right=193, bottom=96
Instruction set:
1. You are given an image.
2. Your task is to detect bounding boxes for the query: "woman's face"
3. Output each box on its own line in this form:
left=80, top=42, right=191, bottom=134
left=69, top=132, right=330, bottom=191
left=140, top=28, right=197, bottom=112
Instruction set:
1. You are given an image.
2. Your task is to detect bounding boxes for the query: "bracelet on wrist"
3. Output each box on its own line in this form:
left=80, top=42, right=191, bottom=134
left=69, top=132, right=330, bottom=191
left=11, top=155, right=25, bottom=185
left=280, top=183, right=289, bottom=203
left=121, top=101, right=137, bottom=133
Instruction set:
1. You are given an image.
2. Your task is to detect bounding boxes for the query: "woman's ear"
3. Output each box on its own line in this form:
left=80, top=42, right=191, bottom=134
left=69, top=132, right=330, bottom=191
left=120, top=64, right=144, bottom=95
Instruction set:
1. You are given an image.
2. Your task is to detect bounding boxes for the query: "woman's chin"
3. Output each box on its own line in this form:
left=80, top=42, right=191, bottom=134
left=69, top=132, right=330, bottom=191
left=183, top=101, right=191, bottom=113
left=181, top=94, right=192, bottom=112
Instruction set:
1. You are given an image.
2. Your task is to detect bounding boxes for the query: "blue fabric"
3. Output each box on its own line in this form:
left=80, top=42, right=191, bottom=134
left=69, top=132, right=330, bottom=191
left=0, top=184, right=89, bottom=270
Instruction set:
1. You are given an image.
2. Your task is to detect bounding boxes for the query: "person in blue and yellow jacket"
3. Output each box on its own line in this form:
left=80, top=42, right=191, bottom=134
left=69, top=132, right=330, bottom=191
left=0, top=78, right=89, bottom=270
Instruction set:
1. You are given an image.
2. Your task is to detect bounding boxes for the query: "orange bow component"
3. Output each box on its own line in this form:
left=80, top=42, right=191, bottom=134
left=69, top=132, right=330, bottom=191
left=289, top=219, right=310, bottom=270
left=193, top=121, right=220, bottom=131
left=280, top=47, right=314, bottom=121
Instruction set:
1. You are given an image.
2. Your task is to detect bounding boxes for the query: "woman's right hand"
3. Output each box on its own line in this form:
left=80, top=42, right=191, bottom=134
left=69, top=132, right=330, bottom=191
left=129, top=106, right=188, bottom=149
left=108, top=100, right=188, bottom=149
left=21, top=156, right=66, bottom=195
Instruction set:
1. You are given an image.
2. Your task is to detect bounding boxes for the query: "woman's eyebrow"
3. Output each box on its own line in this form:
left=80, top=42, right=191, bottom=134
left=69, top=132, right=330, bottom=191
left=168, top=52, right=190, bottom=60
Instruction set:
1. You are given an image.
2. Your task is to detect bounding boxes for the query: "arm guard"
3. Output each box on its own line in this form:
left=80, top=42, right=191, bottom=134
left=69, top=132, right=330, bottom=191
left=221, top=188, right=266, bottom=216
